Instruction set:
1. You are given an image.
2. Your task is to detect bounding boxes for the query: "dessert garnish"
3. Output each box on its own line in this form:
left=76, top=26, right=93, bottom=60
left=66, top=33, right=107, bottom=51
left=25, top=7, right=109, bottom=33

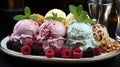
left=45, top=12, right=65, bottom=21
left=13, top=6, right=44, bottom=25
left=13, top=6, right=31, bottom=21
left=69, top=4, right=95, bottom=24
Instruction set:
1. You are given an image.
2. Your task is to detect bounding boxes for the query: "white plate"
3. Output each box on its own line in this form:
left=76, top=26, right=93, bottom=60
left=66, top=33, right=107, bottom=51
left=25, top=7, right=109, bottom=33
left=0, top=36, right=120, bottom=63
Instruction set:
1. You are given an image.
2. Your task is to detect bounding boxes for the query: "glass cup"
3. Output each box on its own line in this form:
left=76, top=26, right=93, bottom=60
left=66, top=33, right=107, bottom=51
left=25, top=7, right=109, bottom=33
left=88, top=0, right=112, bottom=28
left=115, top=0, right=120, bottom=41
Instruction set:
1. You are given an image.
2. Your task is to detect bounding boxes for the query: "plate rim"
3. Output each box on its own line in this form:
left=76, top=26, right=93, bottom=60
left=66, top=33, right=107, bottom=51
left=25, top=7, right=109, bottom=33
left=0, top=36, right=120, bottom=63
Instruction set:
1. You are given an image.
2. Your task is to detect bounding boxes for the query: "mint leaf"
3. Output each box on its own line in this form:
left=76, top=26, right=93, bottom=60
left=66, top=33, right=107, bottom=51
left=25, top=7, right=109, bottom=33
left=30, top=15, right=39, bottom=20
left=79, top=11, right=88, bottom=21
left=78, top=14, right=88, bottom=22
left=13, top=6, right=32, bottom=21
left=13, top=15, right=26, bottom=21
left=84, top=19, right=95, bottom=24
left=45, top=12, right=65, bottom=21
left=57, top=17, right=65, bottom=21
left=76, top=5, right=82, bottom=17
left=45, top=17, right=53, bottom=20
left=24, top=6, right=31, bottom=17
left=52, top=12, right=57, bottom=19
left=69, top=5, right=77, bottom=17
left=69, top=4, right=95, bottom=24
left=81, top=11, right=88, bottom=16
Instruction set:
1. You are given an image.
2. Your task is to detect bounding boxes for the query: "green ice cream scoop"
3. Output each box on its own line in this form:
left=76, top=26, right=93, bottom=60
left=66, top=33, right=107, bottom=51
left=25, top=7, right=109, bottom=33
left=66, top=20, right=98, bottom=51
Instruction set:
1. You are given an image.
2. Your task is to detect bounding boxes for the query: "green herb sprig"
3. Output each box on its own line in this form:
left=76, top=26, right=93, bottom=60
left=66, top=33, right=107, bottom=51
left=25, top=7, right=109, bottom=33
left=45, top=12, right=65, bottom=21
left=69, top=5, right=95, bottom=24
left=13, top=6, right=31, bottom=21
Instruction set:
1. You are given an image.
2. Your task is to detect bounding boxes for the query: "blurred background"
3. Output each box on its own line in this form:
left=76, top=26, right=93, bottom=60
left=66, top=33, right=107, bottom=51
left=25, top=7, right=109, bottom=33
left=0, top=0, right=117, bottom=40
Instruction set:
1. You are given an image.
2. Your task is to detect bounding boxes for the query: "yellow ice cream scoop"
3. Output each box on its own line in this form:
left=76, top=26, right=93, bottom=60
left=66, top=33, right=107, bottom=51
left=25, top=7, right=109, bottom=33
left=29, top=13, right=44, bottom=26
left=45, top=9, right=67, bottom=27
left=66, top=13, right=76, bottom=27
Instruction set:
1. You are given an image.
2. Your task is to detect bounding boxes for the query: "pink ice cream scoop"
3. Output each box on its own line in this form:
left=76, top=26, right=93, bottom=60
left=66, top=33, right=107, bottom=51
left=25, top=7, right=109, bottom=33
left=37, top=20, right=66, bottom=50
left=10, top=19, right=39, bottom=44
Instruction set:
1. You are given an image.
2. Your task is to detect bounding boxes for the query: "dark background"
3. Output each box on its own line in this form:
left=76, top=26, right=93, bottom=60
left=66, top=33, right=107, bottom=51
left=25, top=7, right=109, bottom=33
left=0, top=0, right=119, bottom=67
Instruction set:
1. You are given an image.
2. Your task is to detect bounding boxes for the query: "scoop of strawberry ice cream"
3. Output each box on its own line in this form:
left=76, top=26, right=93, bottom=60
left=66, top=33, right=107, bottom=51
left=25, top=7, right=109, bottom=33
left=10, top=19, right=39, bottom=44
left=37, top=20, right=66, bottom=50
